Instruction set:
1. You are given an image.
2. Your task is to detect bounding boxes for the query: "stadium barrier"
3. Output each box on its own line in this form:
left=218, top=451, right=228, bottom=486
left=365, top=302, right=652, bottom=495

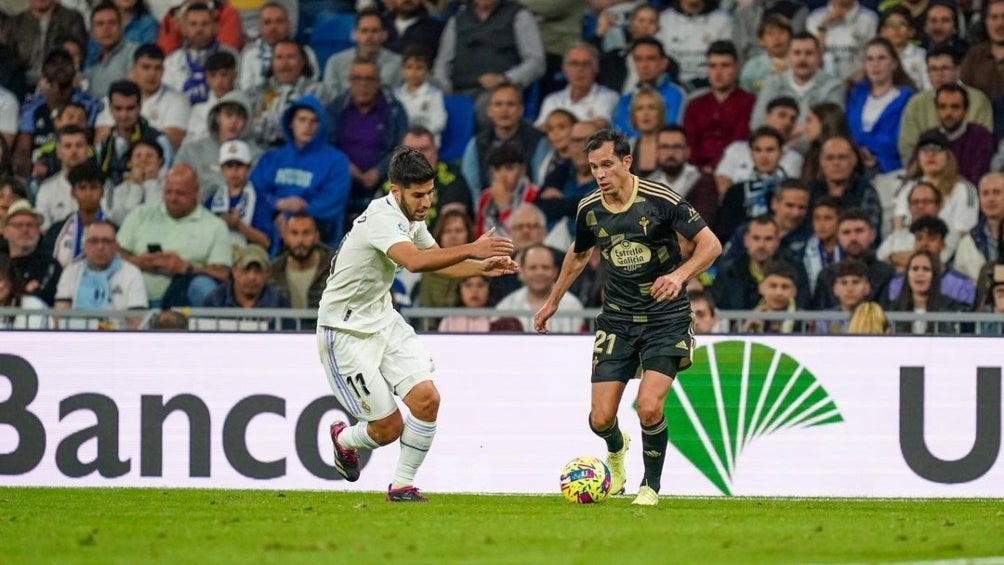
left=1, top=333, right=1001, bottom=496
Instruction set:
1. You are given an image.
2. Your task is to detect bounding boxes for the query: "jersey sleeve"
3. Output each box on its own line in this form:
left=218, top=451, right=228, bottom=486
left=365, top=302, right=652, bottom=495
left=367, top=210, right=415, bottom=255
left=572, top=203, right=596, bottom=253
left=413, top=221, right=437, bottom=250
left=670, top=199, right=707, bottom=241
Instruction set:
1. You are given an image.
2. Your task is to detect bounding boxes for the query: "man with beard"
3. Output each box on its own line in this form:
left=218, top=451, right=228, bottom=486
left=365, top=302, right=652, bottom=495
left=912, top=84, right=993, bottom=185
left=648, top=125, right=720, bottom=229
left=813, top=207, right=895, bottom=309
left=961, top=0, right=1004, bottom=99
left=269, top=212, right=334, bottom=316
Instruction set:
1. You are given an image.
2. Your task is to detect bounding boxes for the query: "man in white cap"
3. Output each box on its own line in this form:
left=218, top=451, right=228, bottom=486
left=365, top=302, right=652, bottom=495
left=204, top=139, right=273, bottom=250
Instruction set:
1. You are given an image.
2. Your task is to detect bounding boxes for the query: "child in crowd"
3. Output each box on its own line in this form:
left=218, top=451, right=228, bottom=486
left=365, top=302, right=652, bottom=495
left=743, top=260, right=802, bottom=334
left=740, top=14, right=792, bottom=94
left=817, top=258, right=872, bottom=334
left=205, top=140, right=272, bottom=250
left=394, top=44, right=446, bottom=145
left=690, top=289, right=723, bottom=334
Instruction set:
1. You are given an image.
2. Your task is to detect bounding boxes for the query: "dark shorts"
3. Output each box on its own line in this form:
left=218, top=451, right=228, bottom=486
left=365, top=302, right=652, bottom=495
left=591, top=313, right=695, bottom=384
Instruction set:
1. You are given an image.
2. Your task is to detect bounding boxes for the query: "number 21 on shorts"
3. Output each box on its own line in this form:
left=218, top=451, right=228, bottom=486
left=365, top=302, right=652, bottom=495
left=593, top=330, right=617, bottom=356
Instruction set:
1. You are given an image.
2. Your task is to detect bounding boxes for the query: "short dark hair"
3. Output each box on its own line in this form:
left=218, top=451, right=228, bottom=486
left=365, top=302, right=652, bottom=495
left=56, top=124, right=90, bottom=143
left=134, top=43, right=165, bottom=63
left=659, top=124, right=687, bottom=138
left=908, top=181, right=943, bottom=206
left=182, top=2, right=212, bottom=17
left=108, top=80, right=141, bottom=102
left=273, top=39, right=314, bottom=78
left=544, top=108, right=578, bottom=125
left=127, top=138, right=165, bottom=163
left=91, top=1, right=120, bottom=22
left=43, top=47, right=75, bottom=68
left=583, top=129, right=631, bottom=159
left=749, top=213, right=779, bottom=232
left=205, top=50, right=237, bottom=72
left=812, top=195, right=842, bottom=213
left=404, top=125, right=436, bottom=145
left=388, top=146, right=436, bottom=188
left=909, top=215, right=949, bottom=239
left=762, top=259, right=797, bottom=282
left=749, top=125, right=784, bottom=148
left=775, top=179, right=810, bottom=199
left=489, top=81, right=523, bottom=104
left=689, top=289, right=715, bottom=313
left=355, top=6, right=383, bottom=28
left=935, top=82, right=969, bottom=109
left=790, top=31, right=821, bottom=50
left=630, top=36, right=666, bottom=58
left=926, top=43, right=961, bottom=65
left=706, top=40, right=738, bottom=60
left=766, top=96, right=799, bottom=116
left=486, top=142, right=526, bottom=169
left=401, top=43, right=433, bottom=68
left=68, top=160, right=106, bottom=187
left=834, top=258, right=870, bottom=280
left=837, top=207, right=873, bottom=228
left=758, top=13, right=793, bottom=37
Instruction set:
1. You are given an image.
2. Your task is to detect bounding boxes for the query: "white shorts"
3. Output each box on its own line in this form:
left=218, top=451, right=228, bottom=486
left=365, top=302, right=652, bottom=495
left=317, top=316, right=434, bottom=422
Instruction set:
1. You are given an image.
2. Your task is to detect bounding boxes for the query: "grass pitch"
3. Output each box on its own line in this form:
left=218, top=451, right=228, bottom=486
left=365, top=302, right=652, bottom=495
left=1, top=489, right=1002, bottom=564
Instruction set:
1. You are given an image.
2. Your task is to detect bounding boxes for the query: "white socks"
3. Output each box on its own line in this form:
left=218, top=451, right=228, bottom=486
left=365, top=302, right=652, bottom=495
left=391, top=416, right=437, bottom=489
left=337, top=421, right=380, bottom=450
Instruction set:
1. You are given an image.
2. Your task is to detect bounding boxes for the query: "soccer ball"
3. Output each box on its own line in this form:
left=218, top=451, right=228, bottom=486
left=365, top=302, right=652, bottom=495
left=559, top=456, right=611, bottom=503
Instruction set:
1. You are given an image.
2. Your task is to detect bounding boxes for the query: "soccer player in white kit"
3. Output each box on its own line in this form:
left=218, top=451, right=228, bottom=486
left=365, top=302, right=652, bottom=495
left=317, top=146, right=518, bottom=502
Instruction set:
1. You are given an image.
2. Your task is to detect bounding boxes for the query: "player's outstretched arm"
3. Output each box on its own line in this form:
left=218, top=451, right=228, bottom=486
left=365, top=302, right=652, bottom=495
left=534, top=244, right=592, bottom=334
left=388, top=228, right=514, bottom=274
left=650, top=226, right=722, bottom=302
left=438, top=255, right=519, bottom=279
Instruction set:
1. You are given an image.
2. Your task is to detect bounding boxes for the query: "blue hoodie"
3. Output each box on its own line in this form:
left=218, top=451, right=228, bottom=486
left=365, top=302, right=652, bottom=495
left=250, top=95, right=351, bottom=245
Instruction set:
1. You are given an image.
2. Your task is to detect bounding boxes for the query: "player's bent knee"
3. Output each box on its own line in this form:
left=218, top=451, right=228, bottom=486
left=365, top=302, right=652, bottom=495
left=368, top=411, right=405, bottom=445
left=635, top=403, right=664, bottom=426
left=589, top=410, right=617, bottom=431
left=403, top=380, right=440, bottom=421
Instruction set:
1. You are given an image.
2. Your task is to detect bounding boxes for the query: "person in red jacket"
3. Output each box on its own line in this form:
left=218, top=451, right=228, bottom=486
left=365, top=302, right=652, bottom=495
left=157, top=0, right=242, bottom=54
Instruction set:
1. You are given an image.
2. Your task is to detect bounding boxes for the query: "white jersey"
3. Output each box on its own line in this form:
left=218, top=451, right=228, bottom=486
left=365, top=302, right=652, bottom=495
left=806, top=3, right=878, bottom=82
left=657, top=8, right=733, bottom=84
left=318, top=195, right=436, bottom=333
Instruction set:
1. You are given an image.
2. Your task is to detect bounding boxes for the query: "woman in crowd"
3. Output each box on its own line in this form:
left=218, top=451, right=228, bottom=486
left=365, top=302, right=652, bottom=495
left=114, top=0, right=159, bottom=45
left=437, top=275, right=492, bottom=333
left=627, top=86, right=665, bottom=179
left=799, top=102, right=851, bottom=182
left=878, top=6, right=929, bottom=90
left=887, top=250, right=968, bottom=334
left=418, top=209, right=474, bottom=313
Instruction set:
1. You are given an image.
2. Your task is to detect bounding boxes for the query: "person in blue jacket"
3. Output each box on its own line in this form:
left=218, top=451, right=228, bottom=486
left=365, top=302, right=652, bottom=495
left=846, top=37, right=915, bottom=174
left=250, top=94, right=351, bottom=250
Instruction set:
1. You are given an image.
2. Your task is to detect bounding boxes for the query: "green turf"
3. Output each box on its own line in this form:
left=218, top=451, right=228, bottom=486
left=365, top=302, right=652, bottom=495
left=1, top=489, right=1002, bottom=564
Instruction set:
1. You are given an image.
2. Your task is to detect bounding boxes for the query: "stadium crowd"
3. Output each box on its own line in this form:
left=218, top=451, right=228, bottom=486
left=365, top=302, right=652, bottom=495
left=1, top=0, right=1004, bottom=335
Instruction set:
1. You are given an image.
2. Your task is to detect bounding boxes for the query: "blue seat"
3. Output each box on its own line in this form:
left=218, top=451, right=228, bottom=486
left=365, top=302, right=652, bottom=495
left=439, top=94, right=475, bottom=163
left=309, top=12, right=357, bottom=71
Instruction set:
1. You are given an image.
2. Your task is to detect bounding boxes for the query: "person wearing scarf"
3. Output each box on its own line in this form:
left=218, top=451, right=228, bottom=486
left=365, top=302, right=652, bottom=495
left=96, top=80, right=174, bottom=186
left=475, top=142, right=539, bottom=238
left=41, top=161, right=110, bottom=268
left=204, top=140, right=273, bottom=249
left=161, top=2, right=239, bottom=105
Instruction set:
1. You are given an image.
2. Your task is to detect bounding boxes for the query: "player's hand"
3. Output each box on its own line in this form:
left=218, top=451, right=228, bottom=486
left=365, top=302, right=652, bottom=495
left=480, top=255, right=518, bottom=277
left=470, top=227, right=514, bottom=259
left=533, top=301, right=557, bottom=334
left=650, top=272, right=685, bottom=302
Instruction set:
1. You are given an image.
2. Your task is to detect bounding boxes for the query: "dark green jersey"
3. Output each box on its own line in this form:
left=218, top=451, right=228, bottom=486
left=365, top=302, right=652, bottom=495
left=573, top=176, right=707, bottom=322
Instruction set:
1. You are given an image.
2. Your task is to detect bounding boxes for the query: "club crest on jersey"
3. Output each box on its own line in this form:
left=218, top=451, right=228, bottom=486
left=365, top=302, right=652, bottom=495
left=638, top=216, right=650, bottom=236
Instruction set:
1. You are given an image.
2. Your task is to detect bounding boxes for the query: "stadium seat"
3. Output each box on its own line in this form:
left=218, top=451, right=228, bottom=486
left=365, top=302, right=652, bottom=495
left=439, top=94, right=475, bottom=163
left=308, top=12, right=357, bottom=71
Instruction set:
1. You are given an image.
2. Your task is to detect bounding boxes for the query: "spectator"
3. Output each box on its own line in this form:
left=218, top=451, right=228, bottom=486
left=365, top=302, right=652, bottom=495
left=592, top=3, right=660, bottom=93
left=648, top=125, right=719, bottom=229
left=161, top=2, right=239, bottom=105
left=416, top=209, right=473, bottom=312
left=719, top=96, right=804, bottom=195
left=326, top=59, right=407, bottom=233
left=0, top=254, right=49, bottom=329
left=250, top=40, right=331, bottom=147
left=34, top=125, right=92, bottom=231
left=922, top=2, right=966, bottom=52
left=187, top=51, right=237, bottom=140
left=83, top=2, right=139, bottom=99
left=537, top=43, right=619, bottom=130
left=750, top=32, right=844, bottom=129
left=8, top=0, right=87, bottom=88
left=816, top=257, right=872, bottom=333
left=684, top=40, right=755, bottom=172
left=535, top=121, right=599, bottom=242
left=879, top=5, right=929, bottom=90
left=813, top=208, right=895, bottom=309
left=961, top=0, right=1004, bottom=100
left=719, top=179, right=813, bottom=266
left=202, top=244, right=289, bottom=308
left=433, top=0, right=545, bottom=112
left=887, top=248, right=968, bottom=333
left=254, top=95, right=351, bottom=245
left=95, top=44, right=191, bottom=150
left=95, top=80, right=174, bottom=187
left=536, top=109, right=577, bottom=182
left=437, top=274, right=492, bottom=333
left=382, top=0, right=445, bottom=57
left=846, top=37, right=916, bottom=174
left=176, top=90, right=259, bottom=202
left=269, top=212, right=334, bottom=313
left=733, top=0, right=807, bottom=64
left=506, top=203, right=553, bottom=255
left=475, top=142, right=538, bottom=238
left=715, top=126, right=789, bottom=241
left=955, top=172, right=1004, bottom=283
left=689, top=288, right=723, bottom=334
left=116, top=164, right=232, bottom=307
left=460, top=83, right=549, bottom=203
left=740, top=13, right=793, bottom=94
left=384, top=126, right=472, bottom=228
left=157, top=0, right=242, bottom=55
left=610, top=37, right=686, bottom=137
left=742, top=259, right=804, bottom=334
left=798, top=102, right=851, bottom=182
left=496, top=243, right=584, bottom=333
left=893, top=129, right=978, bottom=260
left=27, top=103, right=88, bottom=187
left=113, top=0, right=159, bottom=45
left=657, top=0, right=733, bottom=90
left=148, top=308, right=189, bottom=330
left=13, top=49, right=101, bottom=178
left=914, top=86, right=990, bottom=185
left=878, top=180, right=942, bottom=268
left=0, top=177, right=29, bottom=250
left=626, top=87, right=665, bottom=178
left=103, top=139, right=165, bottom=225
left=886, top=215, right=976, bottom=306
left=522, top=0, right=583, bottom=98
left=2, top=199, right=63, bottom=306
left=978, top=265, right=1004, bottom=334
left=323, top=8, right=402, bottom=98
left=803, top=196, right=844, bottom=300
left=807, top=0, right=879, bottom=82
left=809, top=136, right=884, bottom=230
left=41, top=161, right=108, bottom=268
left=53, top=220, right=147, bottom=329
left=393, top=45, right=446, bottom=145
left=713, top=215, right=809, bottom=310
left=205, top=139, right=272, bottom=248
left=229, top=0, right=298, bottom=38
left=238, top=2, right=317, bottom=92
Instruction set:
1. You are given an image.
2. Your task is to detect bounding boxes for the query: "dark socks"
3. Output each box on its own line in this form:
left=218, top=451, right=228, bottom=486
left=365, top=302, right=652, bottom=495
left=640, top=416, right=668, bottom=493
left=589, top=416, right=624, bottom=453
